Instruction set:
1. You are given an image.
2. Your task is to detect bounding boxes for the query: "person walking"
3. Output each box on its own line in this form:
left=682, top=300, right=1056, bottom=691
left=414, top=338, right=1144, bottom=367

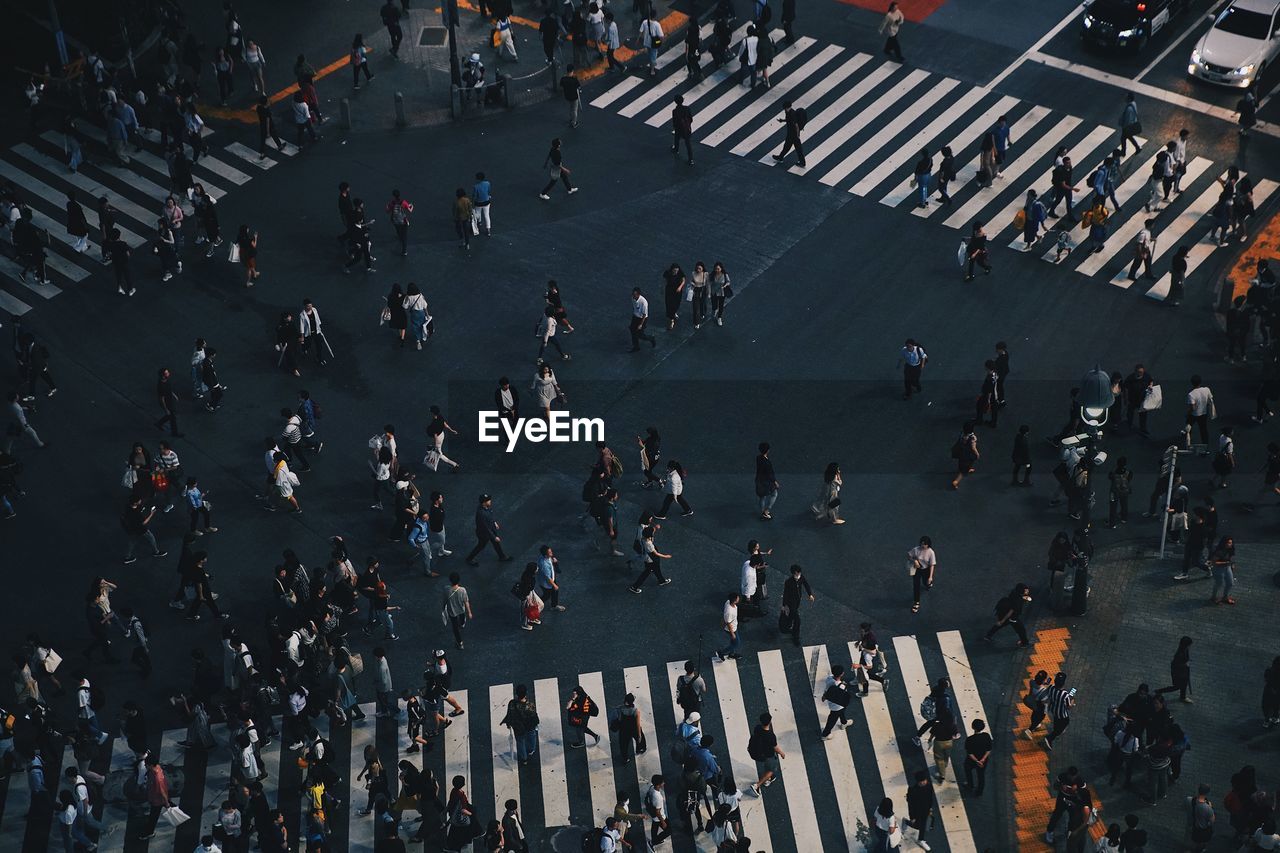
left=603, top=11, right=623, bottom=73
left=1127, top=219, right=1156, bottom=281
left=1012, top=424, right=1032, bottom=486
left=66, top=190, right=90, bottom=254
left=121, top=494, right=167, bottom=564
left=950, top=422, right=979, bottom=489
left=755, top=442, right=779, bottom=520
left=907, top=536, right=936, bottom=614
left=977, top=359, right=1000, bottom=426
left=539, top=138, right=577, bottom=200
left=964, top=221, right=991, bottom=281
left=962, top=719, right=993, bottom=797
left=381, top=0, right=404, bottom=56
left=628, top=522, right=672, bottom=593
left=656, top=460, right=692, bottom=518
left=154, top=367, right=183, bottom=437
left=639, top=11, right=664, bottom=76
left=745, top=713, right=785, bottom=797
left=779, top=563, right=814, bottom=645
left=452, top=188, right=473, bottom=251
left=983, top=584, right=1031, bottom=646
left=291, top=92, right=319, bottom=148
left=1188, top=784, right=1215, bottom=852
left=810, top=461, right=844, bottom=524
left=1154, top=636, right=1193, bottom=703
left=471, top=172, right=493, bottom=236
left=464, top=494, right=512, bottom=565
left=880, top=1, right=905, bottom=61
left=1019, top=189, right=1047, bottom=251
left=442, top=572, right=473, bottom=649
left=1185, top=374, right=1214, bottom=448
left=904, top=770, right=935, bottom=849
left=628, top=287, right=657, bottom=351
left=900, top=338, right=928, bottom=399
left=1043, top=672, right=1075, bottom=752
left=565, top=684, right=601, bottom=748
left=386, top=189, right=413, bottom=256
left=1119, top=94, right=1142, bottom=157
left=911, top=147, right=932, bottom=209
left=501, top=684, right=540, bottom=764
left=1237, top=88, right=1257, bottom=137
left=560, top=65, right=582, bottom=128
left=351, top=34, right=374, bottom=87
left=1208, top=535, right=1236, bottom=605
left=256, top=96, right=287, bottom=158
left=714, top=593, right=742, bottom=661
left=819, top=665, right=853, bottom=738
left=671, top=95, right=694, bottom=165
left=536, top=544, right=566, bottom=612
left=772, top=101, right=807, bottom=169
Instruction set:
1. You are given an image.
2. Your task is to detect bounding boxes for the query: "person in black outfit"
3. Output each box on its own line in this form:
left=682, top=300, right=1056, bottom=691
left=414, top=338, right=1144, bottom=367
left=994, top=341, right=1010, bottom=405
left=771, top=101, right=806, bottom=168
left=964, top=221, right=991, bottom=281
left=780, top=564, right=813, bottom=644
left=1155, top=636, right=1193, bottom=703
left=671, top=95, right=694, bottom=165
left=105, top=228, right=134, bottom=296
left=983, top=583, right=1030, bottom=646
left=256, top=96, right=285, bottom=157
left=381, top=0, right=404, bottom=55
left=17, top=333, right=57, bottom=400
left=962, top=720, right=993, bottom=795
left=201, top=348, right=225, bottom=411
left=464, top=494, right=511, bottom=565
left=154, top=367, right=182, bottom=437
left=755, top=442, right=778, bottom=520
left=1122, top=365, right=1154, bottom=436
left=1119, top=813, right=1147, bottom=852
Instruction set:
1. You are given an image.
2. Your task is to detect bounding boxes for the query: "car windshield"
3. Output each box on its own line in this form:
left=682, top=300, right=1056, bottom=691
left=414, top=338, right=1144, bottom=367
left=1212, top=5, right=1272, bottom=38
left=1088, top=0, right=1141, bottom=26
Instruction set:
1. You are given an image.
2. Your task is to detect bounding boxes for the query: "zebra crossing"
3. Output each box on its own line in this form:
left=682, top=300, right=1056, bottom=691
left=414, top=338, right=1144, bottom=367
left=0, top=122, right=294, bottom=317
left=592, top=35, right=1271, bottom=299
left=0, top=630, right=997, bottom=852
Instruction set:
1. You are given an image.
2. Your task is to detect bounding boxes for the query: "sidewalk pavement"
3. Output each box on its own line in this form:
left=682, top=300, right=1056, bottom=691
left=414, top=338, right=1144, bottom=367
left=1015, top=540, right=1280, bottom=850
left=203, top=0, right=695, bottom=131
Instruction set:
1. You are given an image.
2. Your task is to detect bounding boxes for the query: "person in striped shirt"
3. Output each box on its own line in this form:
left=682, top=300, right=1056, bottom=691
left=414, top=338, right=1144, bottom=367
left=1044, top=671, right=1075, bottom=752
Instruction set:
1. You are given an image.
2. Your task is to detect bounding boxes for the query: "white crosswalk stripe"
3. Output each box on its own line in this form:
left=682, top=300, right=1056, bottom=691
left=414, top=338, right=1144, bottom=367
left=0, top=631, right=1154, bottom=851
left=1102, top=158, right=1214, bottom=286
left=0, top=119, right=285, bottom=314
left=590, top=33, right=1267, bottom=297
left=996, top=124, right=1115, bottom=247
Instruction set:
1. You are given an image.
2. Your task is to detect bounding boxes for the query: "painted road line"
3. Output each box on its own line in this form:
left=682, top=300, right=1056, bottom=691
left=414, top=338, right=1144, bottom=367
left=622, top=665, right=664, bottom=794
left=1148, top=178, right=1278, bottom=300
left=710, top=655, right=773, bottom=850
left=0, top=157, right=146, bottom=246
left=590, top=74, right=645, bottom=110
left=661, top=31, right=813, bottom=130
left=641, top=48, right=749, bottom=128
left=224, top=140, right=278, bottom=169
left=1072, top=151, right=1186, bottom=277
left=780, top=67, right=931, bottom=174
left=1029, top=50, right=1280, bottom=141
left=943, top=113, right=1083, bottom=230
left=880, top=94, right=1020, bottom=207
left=850, top=84, right=986, bottom=197
left=490, top=684, right=521, bottom=824
left=914, top=104, right=1054, bottom=219
left=534, top=677, right=572, bottom=828
left=987, top=2, right=1087, bottom=90
left=697, top=45, right=847, bottom=145
left=578, top=671, right=617, bottom=827
left=894, top=635, right=978, bottom=853
left=53, top=128, right=228, bottom=201
left=12, top=143, right=156, bottom=228
left=0, top=264, right=39, bottom=314
left=1107, top=159, right=1218, bottom=286
left=819, top=76, right=961, bottom=187
left=643, top=30, right=800, bottom=127
left=847, top=640, right=909, bottom=817
left=93, top=736, right=135, bottom=853
left=191, top=152, right=253, bottom=187
left=38, top=129, right=184, bottom=207
left=444, top=688, right=470, bottom=811
left=805, top=644, right=867, bottom=853
left=758, top=650, right=821, bottom=850
left=349, top=703, right=378, bottom=853
left=730, top=53, right=876, bottom=156
left=618, top=23, right=751, bottom=119
left=665, top=661, right=717, bottom=853
left=936, top=631, right=994, bottom=754
left=996, top=124, right=1114, bottom=248
left=265, top=136, right=298, bottom=156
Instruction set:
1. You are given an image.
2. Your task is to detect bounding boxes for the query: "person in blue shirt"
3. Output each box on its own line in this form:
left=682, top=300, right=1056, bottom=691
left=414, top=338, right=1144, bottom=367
left=471, top=172, right=492, bottom=236
left=184, top=477, right=218, bottom=535
left=408, top=510, right=439, bottom=577
left=297, top=390, right=323, bottom=451
left=993, top=115, right=1012, bottom=171
left=690, top=736, right=722, bottom=792
left=537, top=545, right=564, bottom=611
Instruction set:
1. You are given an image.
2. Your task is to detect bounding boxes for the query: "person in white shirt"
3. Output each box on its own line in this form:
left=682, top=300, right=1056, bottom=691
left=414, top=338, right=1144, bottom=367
left=628, top=287, right=656, bottom=351
left=740, top=555, right=759, bottom=615
left=1172, top=128, right=1189, bottom=194
left=715, top=594, right=741, bottom=661
left=291, top=91, right=318, bottom=148
left=537, top=305, right=570, bottom=363
left=195, top=833, right=223, bottom=853
left=1211, top=426, right=1235, bottom=489
left=644, top=775, right=671, bottom=846
left=1127, top=218, right=1155, bottom=281
left=656, top=460, right=692, bottom=518
left=639, top=13, right=664, bottom=75
left=1186, top=375, right=1214, bottom=448
left=496, top=16, right=519, bottom=61
left=739, top=25, right=760, bottom=87
left=600, top=817, right=622, bottom=852
left=907, top=536, right=936, bottom=614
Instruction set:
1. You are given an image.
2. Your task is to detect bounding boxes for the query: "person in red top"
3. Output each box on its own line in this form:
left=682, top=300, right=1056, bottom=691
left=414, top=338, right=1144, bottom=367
left=445, top=775, right=475, bottom=850
left=138, top=754, right=173, bottom=839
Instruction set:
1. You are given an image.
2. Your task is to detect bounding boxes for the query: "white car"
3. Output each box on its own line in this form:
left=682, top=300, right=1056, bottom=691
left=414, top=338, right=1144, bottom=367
left=1188, top=0, right=1280, bottom=87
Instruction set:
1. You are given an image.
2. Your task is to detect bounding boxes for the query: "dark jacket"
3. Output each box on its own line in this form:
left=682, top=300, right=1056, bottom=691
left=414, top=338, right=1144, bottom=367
left=474, top=505, right=499, bottom=539
left=754, top=454, right=776, bottom=496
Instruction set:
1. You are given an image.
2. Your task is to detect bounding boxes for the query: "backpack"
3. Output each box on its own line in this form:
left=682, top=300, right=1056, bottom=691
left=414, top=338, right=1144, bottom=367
left=581, top=827, right=604, bottom=853
left=746, top=729, right=769, bottom=761
left=669, top=734, right=691, bottom=764
left=794, top=107, right=807, bottom=130
left=676, top=677, right=700, bottom=710
left=822, top=682, right=851, bottom=708
left=919, top=695, right=936, bottom=721
left=89, top=684, right=106, bottom=711
left=993, top=597, right=1011, bottom=619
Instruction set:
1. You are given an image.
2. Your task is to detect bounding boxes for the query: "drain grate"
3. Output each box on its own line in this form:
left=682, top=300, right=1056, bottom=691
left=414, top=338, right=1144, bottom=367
left=418, top=27, right=447, bottom=46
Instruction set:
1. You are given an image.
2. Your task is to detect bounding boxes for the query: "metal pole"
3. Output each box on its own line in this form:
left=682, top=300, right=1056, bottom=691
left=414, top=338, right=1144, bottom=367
left=48, top=0, right=68, bottom=66
left=446, top=0, right=462, bottom=89
left=1158, top=446, right=1177, bottom=558
left=121, top=22, right=136, bottom=79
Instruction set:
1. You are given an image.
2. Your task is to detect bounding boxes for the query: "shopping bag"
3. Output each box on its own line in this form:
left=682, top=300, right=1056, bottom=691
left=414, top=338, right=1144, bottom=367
left=956, top=240, right=967, bottom=268
left=161, top=805, right=191, bottom=827
left=228, top=242, right=240, bottom=263
left=423, top=449, right=440, bottom=472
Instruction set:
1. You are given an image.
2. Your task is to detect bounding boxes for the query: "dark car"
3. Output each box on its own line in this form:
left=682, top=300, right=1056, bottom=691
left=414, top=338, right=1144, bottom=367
left=1081, top=0, right=1188, bottom=51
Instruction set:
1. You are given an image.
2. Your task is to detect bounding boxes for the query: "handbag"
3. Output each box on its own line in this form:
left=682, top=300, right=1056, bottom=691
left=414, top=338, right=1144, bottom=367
left=161, top=805, right=191, bottom=827
left=1141, top=384, right=1162, bottom=411
left=122, top=466, right=138, bottom=489
left=423, top=449, right=441, bottom=472
left=1124, top=120, right=1142, bottom=136
left=379, top=306, right=391, bottom=326
left=470, top=216, right=479, bottom=236
left=228, top=242, right=240, bottom=263
left=723, top=283, right=734, bottom=299
left=685, top=284, right=694, bottom=302
left=43, top=649, right=62, bottom=673
left=347, top=651, right=365, bottom=677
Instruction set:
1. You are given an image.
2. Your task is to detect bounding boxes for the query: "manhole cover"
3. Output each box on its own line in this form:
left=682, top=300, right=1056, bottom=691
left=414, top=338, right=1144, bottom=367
left=419, top=27, right=447, bottom=46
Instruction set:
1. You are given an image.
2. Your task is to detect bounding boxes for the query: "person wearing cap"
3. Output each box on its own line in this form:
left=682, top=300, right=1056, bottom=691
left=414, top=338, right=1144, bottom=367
left=462, top=53, right=485, bottom=104
left=465, top=494, right=512, bottom=566
left=678, top=711, right=703, bottom=747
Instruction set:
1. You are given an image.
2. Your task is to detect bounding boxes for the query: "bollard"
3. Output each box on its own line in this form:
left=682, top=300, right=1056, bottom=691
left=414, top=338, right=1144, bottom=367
left=394, top=91, right=406, bottom=127
left=340, top=97, right=351, bottom=130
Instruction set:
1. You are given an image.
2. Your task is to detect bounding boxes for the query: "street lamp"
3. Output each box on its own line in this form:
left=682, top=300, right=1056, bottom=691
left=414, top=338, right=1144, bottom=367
left=1067, top=365, right=1114, bottom=615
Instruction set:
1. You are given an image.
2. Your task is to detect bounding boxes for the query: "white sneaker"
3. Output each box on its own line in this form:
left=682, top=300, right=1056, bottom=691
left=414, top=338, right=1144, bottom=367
left=568, top=187, right=579, bottom=194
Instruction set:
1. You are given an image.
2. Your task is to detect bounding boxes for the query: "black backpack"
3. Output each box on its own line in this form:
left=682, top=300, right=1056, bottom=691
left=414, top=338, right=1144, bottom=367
left=88, top=684, right=106, bottom=711
left=581, top=827, right=604, bottom=853
left=794, top=107, right=807, bottom=130
left=676, top=676, right=700, bottom=710
left=822, top=682, right=851, bottom=708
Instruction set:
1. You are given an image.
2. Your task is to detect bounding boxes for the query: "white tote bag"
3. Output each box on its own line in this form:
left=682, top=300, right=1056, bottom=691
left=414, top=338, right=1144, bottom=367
left=161, top=805, right=191, bottom=827
left=228, top=242, right=240, bottom=263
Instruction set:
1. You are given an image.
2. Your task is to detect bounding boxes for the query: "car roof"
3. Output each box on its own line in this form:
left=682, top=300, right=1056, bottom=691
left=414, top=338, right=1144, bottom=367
left=1224, top=0, right=1280, bottom=15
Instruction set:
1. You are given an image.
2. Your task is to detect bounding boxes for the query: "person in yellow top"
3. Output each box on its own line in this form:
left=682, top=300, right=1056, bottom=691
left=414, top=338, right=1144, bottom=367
left=453, top=188, right=474, bottom=251
left=879, top=2, right=905, bottom=62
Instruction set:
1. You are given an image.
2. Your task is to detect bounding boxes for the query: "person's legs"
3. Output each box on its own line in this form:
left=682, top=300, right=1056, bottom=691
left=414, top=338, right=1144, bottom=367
left=658, top=493, right=675, bottom=516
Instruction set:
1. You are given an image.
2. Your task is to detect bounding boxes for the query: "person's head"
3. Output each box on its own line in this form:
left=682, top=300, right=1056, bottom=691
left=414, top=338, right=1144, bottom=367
left=675, top=95, right=684, bottom=106
left=877, top=797, right=893, bottom=817
left=632, top=287, right=642, bottom=298
left=972, top=718, right=986, bottom=733
left=1198, top=783, right=1211, bottom=796
left=758, top=711, right=772, bottom=728
left=449, top=572, right=461, bottom=586
left=1054, top=671, right=1067, bottom=687
left=1126, top=92, right=1135, bottom=103
left=651, top=773, right=664, bottom=788
left=823, top=461, right=840, bottom=482
left=455, top=187, right=466, bottom=199
left=1191, top=374, right=1202, bottom=388
left=550, top=137, right=561, bottom=150
left=831, top=664, right=844, bottom=678
left=919, top=535, right=932, bottom=549
left=758, top=441, right=770, bottom=455
left=790, top=563, right=803, bottom=578
left=728, top=592, right=740, bottom=605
